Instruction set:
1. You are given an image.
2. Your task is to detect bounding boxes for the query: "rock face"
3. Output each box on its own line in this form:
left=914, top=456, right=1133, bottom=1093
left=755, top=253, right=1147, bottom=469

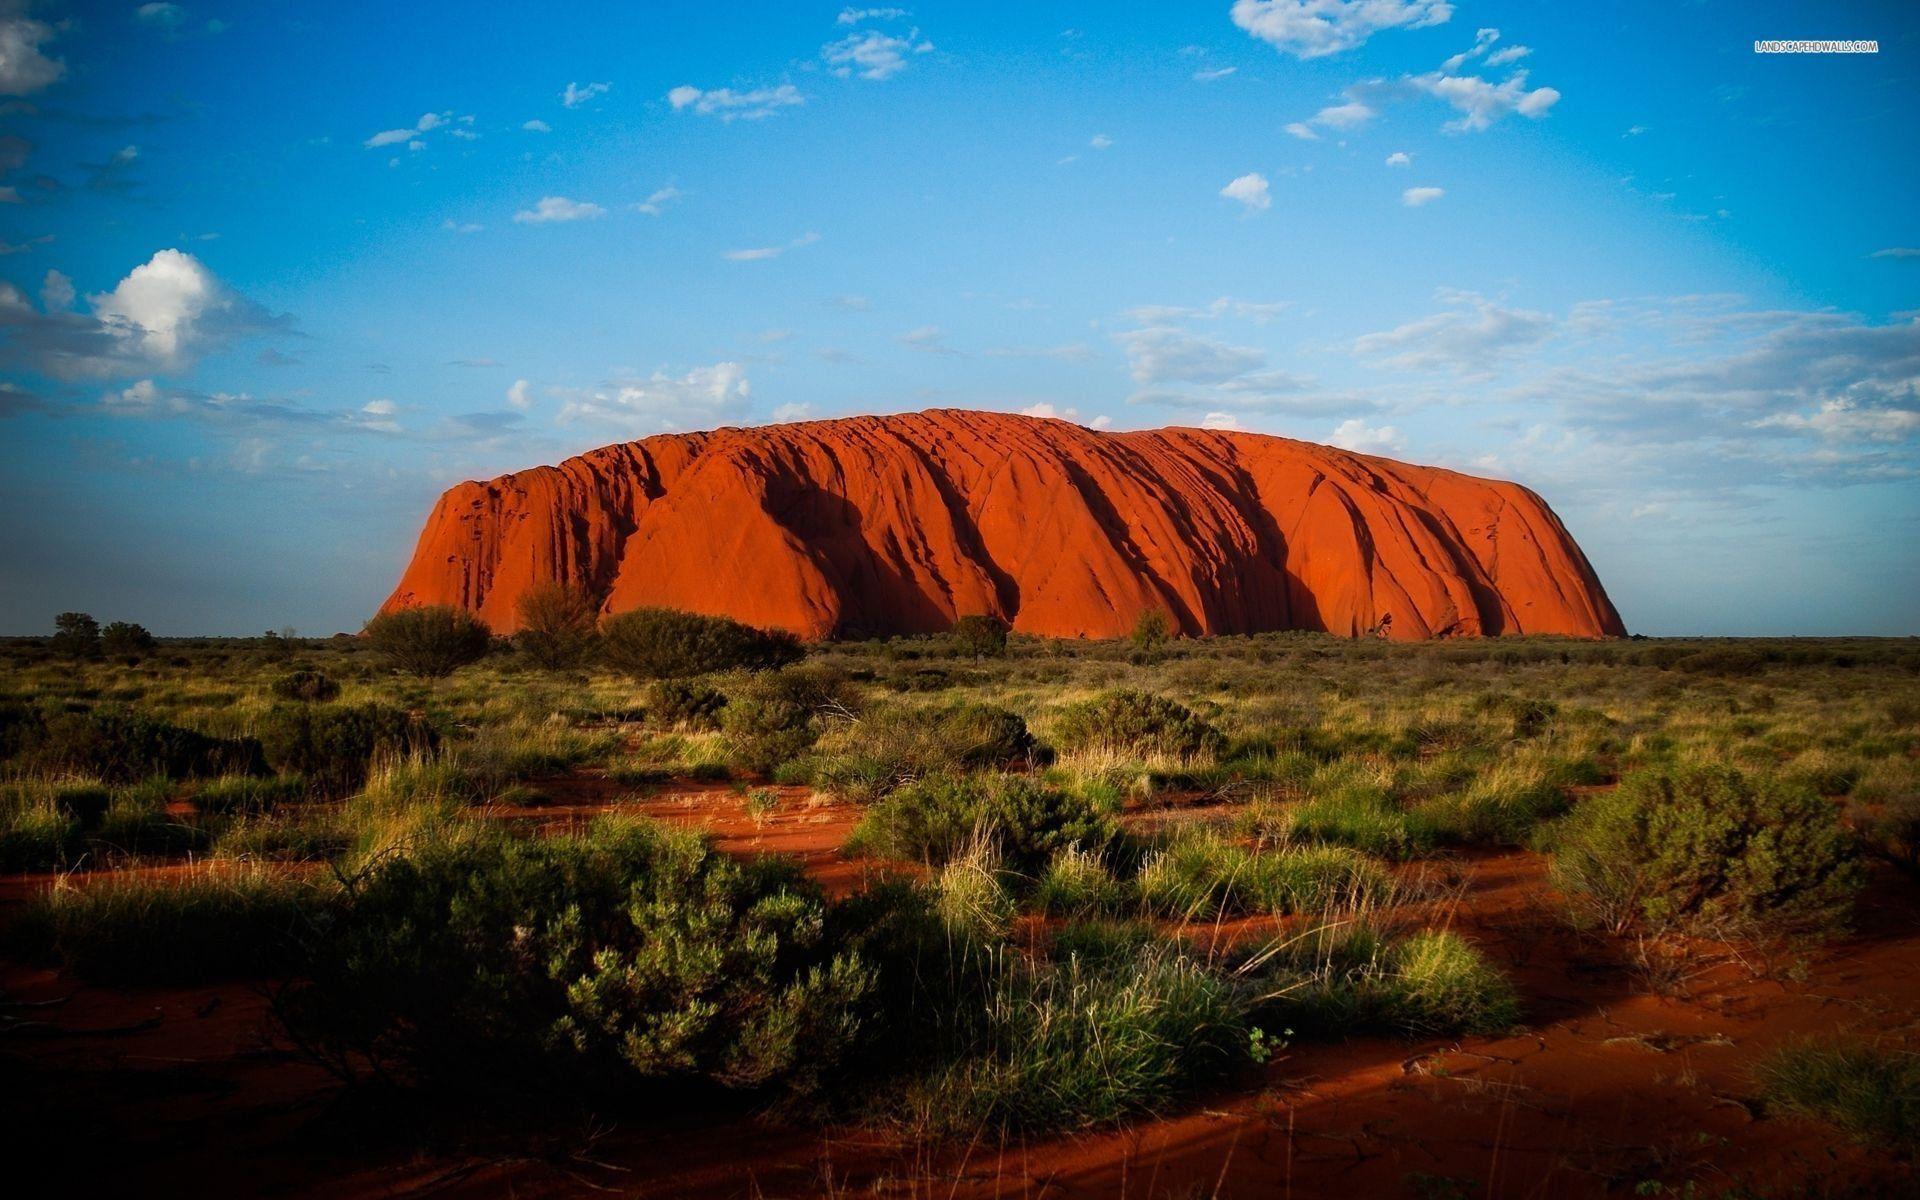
left=381, top=410, right=1625, bottom=640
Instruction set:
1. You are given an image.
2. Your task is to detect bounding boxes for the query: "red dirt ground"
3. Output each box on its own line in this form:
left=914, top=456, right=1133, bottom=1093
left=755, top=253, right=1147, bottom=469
left=4, top=780, right=1915, bottom=1198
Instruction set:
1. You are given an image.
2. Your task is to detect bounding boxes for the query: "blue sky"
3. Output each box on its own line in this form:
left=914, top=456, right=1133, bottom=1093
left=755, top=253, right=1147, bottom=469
left=1, top=0, right=1916, bottom=636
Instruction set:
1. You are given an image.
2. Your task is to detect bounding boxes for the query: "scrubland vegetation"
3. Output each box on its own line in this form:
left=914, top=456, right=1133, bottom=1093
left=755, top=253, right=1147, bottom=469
left=2, top=610, right=1917, bottom=1172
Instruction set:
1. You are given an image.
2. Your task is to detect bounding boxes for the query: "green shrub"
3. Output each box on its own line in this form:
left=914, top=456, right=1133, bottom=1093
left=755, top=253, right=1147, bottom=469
left=1052, top=690, right=1224, bottom=763
left=50, top=611, right=101, bottom=659
left=721, top=667, right=857, bottom=775
left=1545, top=765, right=1863, bottom=937
left=1757, top=1038, right=1918, bottom=1152
left=1378, top=931, right=1520, bottom=1034
left=947, top=614, right=1009, bottom=659
left=1129, top=610, right=1173, bottom=653
left=1035, top=846, right=1126, bottom=916
left=9, top=865, right=332, bottom=983
left=514, top=582, right=601, bottom=670
left=600, top=607, right=803, bottom=679
left=100, top=621, right=156, bottom=659
left=815, top=703, right=1038, bottom=801
left=20, top=706, right=264, bottom=783
left=256, top=703, right=438, bottom=797
left=191, top=774, right=306, bottom=817
left=280, top=817, right=873, bottom=1099
left=0, top=788, right=82, bottom=871
left=1263, top=927, right=1519, bottom=1037
left=271, top=669, right=341, bottom=702
left=93, top=778, right=204, bottom=856
left=1289, top=785, right=1434, bottom=859
left=645, top=679, right=727, bottom=731
left=850, top=775, right=1117, bottom=871
left=362, top=606, right=492, bottom=677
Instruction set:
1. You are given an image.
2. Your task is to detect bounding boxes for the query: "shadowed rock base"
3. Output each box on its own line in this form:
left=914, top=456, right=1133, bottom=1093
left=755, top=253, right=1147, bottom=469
left=381, top=409, right=1626, bottom=640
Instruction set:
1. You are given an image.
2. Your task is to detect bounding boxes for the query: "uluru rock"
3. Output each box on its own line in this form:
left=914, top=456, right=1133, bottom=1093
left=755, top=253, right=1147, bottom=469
left=381, top=409, right=1625, bottom=641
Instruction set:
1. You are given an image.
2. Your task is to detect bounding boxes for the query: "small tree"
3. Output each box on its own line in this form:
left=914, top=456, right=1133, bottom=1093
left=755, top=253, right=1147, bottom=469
left=515, top=583, right=601, bottom=670
left=599, top=607, right=803, bottom=679
left=1130, top=609, right=1173, bottom=653
left=947, top=614, right=1009, bottom=659
left=362, top=606, right=492, bottom=678
left=51, top=612, right=102, bottom=659
left=101, top=621, right=157, bottom=660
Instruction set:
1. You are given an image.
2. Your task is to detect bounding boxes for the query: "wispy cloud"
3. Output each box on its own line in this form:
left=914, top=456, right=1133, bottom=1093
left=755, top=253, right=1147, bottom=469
left=722, top=231, right=820, bottom=261
left=560, top=81, right=610, bottom=108
left=513, top=196, right=605, bottom=224
left=1231, top=0, right=1453, bottom=60
left=667, top=83, right=804, bottom=120
left=823, top=29, right=934, bottom=81
left=1401, top=185, right=1444, bottom=206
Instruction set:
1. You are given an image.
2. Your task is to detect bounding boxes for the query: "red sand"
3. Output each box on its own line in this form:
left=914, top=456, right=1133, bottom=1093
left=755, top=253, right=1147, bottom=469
left=381, top=410, right=1626, bottom=641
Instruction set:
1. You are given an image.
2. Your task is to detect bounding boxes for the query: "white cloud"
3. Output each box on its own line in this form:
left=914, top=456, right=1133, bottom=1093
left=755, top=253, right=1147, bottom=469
left=506, top=379, right=532, bottom=410
left=1411, top=70, right=1559, bottom=132
left=0, top=12, right=65, bottom=95
left=1440, top=25, right=1500, bottom=71
left=823, top=29, right=933, bottom=81
left=1021, top=402, right=1076, bottom=420
left=556, top=363, right=750, bottom=431
left=1089, top=133, right=1114, bottom=149
left=561, top=81, right=610, bottom=108
left=1385, top=151, right=1411, bottom=166
left=134, top=3, right=187, bottom=29
left=512, top=196, right=605, bottom=224
left=1486, top=44, right=1531, bottom=66
left=838, top=7, right=908, bottom=24
left=1193, top=66, right=1237, bottom=82
left=86, top=249, right=276, bottom=368
left=1401, top=186, right=1444, bottom=206
left=1201, top=411, right=1240, bottom=430
left=40, top=269, right=73, bottom=311
left=1231, top=0, right=1452, bottom=60
left=1220, top=172, right=1271, bottom=211
left=771, top=402, right=812, bottom=422
left=1115, top=326, right=1265, bottom=385
left=1870, top=247, right=1919, bottom=260
left=1283, top=123, right=1318, bottom=141
left=899, top=325, right=954, bottom=354
left=633, top=186, right=680, bottom=216
left=1352, top=289, right=1552, bottom=373
left=666, top=83, right=805, bottom=120
left=521, top=119, right=552, bottom=132
left=723, top=231, right=819, bottom=262
left=1328, top=418, right=1405, bottom=454
left=364, top=111, right=462, bottom=149
left=1753, top=399, right=1920, bottom=442
left=442, top=220, right=483, bottom=234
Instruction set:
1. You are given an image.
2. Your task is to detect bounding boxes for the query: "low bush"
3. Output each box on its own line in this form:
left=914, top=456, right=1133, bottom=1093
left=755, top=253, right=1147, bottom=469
left=1756, top=1038, right=1918, bottom=1152
left=849, top=774, right=1118, bottom=872
left=271, top=669, right=341, bottom=703
left=1052, top=690, right=1224, bottom=764
left=947, top=614, right=1009, bottom=659
left=256, top=703, right=438, bottom=797
left=815, top=703, right=1038, bottom=801
left=100, top=621, right=157, bottom=660
left=363, top=606, right=492, bottom=677
left=1264, top=927, right=1519, bottom=1037
left=514, top=582, right=601, bottom=670
left=0, top=786, right=82, bottom=871
left=1545, top=765, right=1862, bottom=938
left=191, top=774, right=306, bottom=817
left=17, top=706, right=264, bottom=783
left=1034, top=845, right=1127, bottom=916
left=645, top=679, right=728, bottom=730
left=600, top=607, right=803, bottom=679
left=721, top=667, right=858, bottom=775
left=280, top=817, right=873, bottom=1100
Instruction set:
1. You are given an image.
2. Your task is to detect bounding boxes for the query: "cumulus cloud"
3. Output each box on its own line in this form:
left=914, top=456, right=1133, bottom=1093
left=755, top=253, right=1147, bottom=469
left=1231, top=0, right=1452, bottom=59
left=0, top=11, right=65, bottom=95
left=1401, top=185, right=1444, bottom=206
left=1220, top=172, right=1271, bottom=211
left=364, top=111, right=472, bottom=150
left=1385, top=151, right=1411, bottom=166
left=561, top=81, right=610, bottom=108
left=822, top=28, right=933, bottom=80
left=513, top=196, right=605, bottom=224
left=556, top=362, right=750, bottom=431
left=522, top=119, right=552, bottom=132
left=0, top=249, right=287, bottom=380
left=506, top=379, right=532, bottom=410
left=1201, top=411, right=1240, bottom=430
left=667, top=83, right=804, bottom=120
left=1329, top=418, right=1405, bottom=454
left=1410, top=70, right=1559, bottom=132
